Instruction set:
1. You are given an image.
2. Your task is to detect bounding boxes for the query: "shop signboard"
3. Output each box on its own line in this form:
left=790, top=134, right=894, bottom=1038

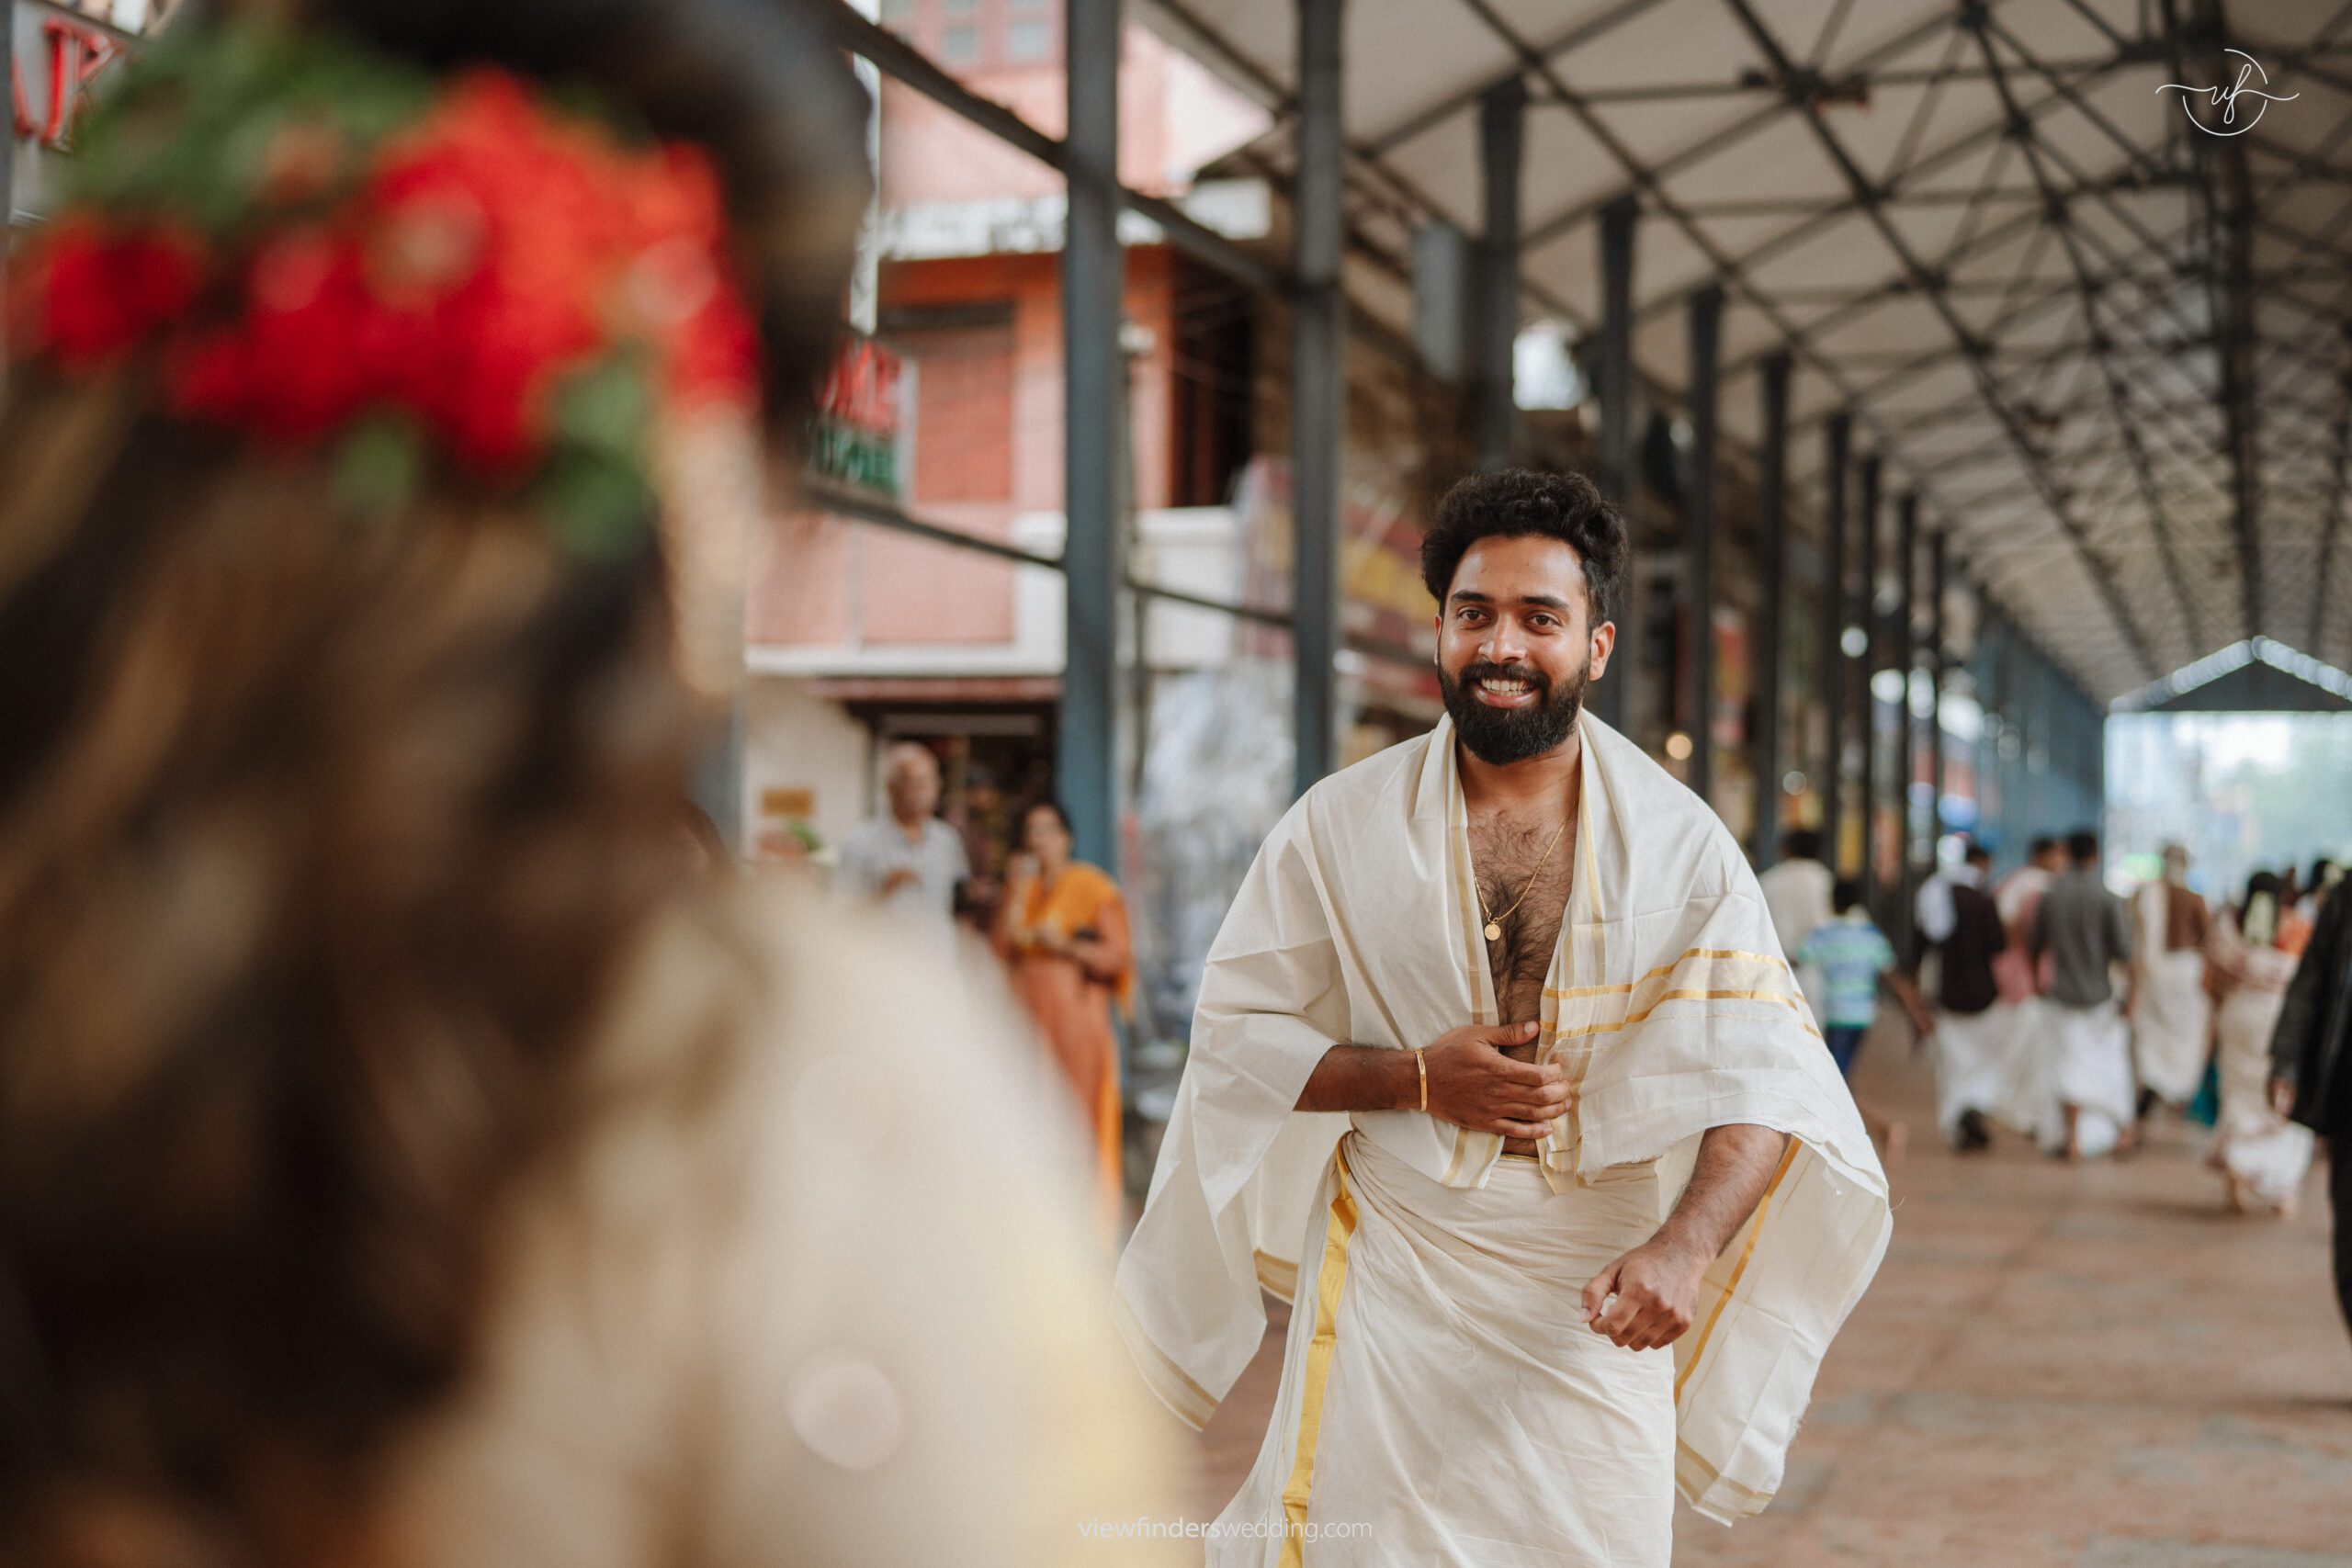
left=807, top=332, right=902, bottom=500
left=12, top=1, right=173, bottom=221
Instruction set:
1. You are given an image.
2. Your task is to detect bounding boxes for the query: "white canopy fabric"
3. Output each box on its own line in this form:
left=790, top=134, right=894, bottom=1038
left=1141, top=0, right=2352, bottom=700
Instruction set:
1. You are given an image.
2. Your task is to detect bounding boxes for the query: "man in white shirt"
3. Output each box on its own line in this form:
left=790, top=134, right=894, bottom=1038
left=835, top=741, right=969, bottom=929
left=1759, top=828, right=1836, bottom=1022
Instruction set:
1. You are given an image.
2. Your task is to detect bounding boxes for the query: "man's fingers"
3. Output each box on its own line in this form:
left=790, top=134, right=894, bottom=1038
left=1579, top=1259, right=1623, bottom=1324
left=1489, top=1118, right=1553, bottom=1140
left=1490, top=1055, right=1563, bottom=1087
left=1617, top=1305, right=1670, bottom=1351
left=1476, top=1021, right=1542, bottom=1048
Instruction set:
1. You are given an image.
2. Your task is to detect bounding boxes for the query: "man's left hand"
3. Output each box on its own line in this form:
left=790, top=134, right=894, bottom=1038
left=1580, top=1238, right=1710, bottom=1351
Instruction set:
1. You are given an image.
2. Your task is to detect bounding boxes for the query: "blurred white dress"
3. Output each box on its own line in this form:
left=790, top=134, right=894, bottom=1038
left=2208, top=908, right=2313, bottom=1213
left=375, top=883, right=1188, bottom=1567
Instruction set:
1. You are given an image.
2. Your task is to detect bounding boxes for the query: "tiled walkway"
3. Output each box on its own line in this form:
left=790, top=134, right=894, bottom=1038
left=1185, top=1031, right=2352, bottom=1565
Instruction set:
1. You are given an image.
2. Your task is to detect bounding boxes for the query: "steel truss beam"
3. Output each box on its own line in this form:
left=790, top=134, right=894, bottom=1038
left=1720, top=0, right=2160, bottom=679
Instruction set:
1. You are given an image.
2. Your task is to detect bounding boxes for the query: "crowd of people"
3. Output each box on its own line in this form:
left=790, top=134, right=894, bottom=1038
left=1760, top=829, right=2345, bottom=1207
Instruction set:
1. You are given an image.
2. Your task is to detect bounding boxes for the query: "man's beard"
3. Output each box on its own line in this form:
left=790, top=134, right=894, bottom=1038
left=1439, top=658, right=1589, bottom=765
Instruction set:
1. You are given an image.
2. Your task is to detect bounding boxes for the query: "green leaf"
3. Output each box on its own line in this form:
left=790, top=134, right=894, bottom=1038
left=535, top=448, right=654, bottom=562
left=550, top=357, right=658, bottom=460
left=331, top=412, right=429, bottom=520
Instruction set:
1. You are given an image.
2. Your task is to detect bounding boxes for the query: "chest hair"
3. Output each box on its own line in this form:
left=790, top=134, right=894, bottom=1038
left=1468, top=809, right=1577, bottom=1050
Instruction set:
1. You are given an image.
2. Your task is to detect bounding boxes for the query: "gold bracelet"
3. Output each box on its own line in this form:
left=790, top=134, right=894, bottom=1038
left=1414, top=1048, right=1429, bottom=1113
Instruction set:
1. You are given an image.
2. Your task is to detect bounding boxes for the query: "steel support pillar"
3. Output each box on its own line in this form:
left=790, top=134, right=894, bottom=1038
left=1893, top=491, right=1919, bottom=955
left=1592, top=195, right=1638, bottom=734
left=1475, top=77, right=1525, bottom=471
left=1819, top=412, right=1852, bottom=874
left=2, top=0, right=15, bottom=384
left=1928, top=529, right=1948, bottom=850
left=1058, top=0, right=1125, bottom=867
left=1290, top=0, right=1346, bottom=798
left=1685, top=284, right=1723, bottom=807
left=1749, top=352, right=1792, bottom=865
left=1856, top=453, right=1883, bottom=908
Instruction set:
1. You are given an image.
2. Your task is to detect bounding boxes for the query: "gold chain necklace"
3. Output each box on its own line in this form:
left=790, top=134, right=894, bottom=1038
left=1476, top=810, right=1569, bottom=944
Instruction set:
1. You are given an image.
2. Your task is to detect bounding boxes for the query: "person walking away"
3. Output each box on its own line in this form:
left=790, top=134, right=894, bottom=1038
left=1799, top=880, right=1934, bottom=1159
left=1761, top=828, right=1837, bottom=1024
left=997, top=799, right=1134, bottom=1233
left=2300, top=859, right=2344, bottom=926
left=2132, top=842, right=2212, bottom=1112
left=1917, top=842, right=2011, bottom=1152
left=2207, top=874, right=2313, bottom=1213
left=2271, top=877, right=2352, bottom=1344
left=1991, top=837, right=2067, bottom=1130
left=2031, top=830, right=2139, bottom=1161
left=836, top=741, right=969, bottom=939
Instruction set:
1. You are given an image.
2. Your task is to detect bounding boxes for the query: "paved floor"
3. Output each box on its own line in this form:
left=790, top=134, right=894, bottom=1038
left=1184, top=1029, right=2352, bottom=1565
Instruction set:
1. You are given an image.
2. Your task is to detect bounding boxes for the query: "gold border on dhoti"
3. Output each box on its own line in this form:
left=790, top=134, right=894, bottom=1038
left=1253, top=1247, right=1299, bottom=1303
left=1111, top=1292, right=1221, bottom=1432
left=1277, top=1137, right=1361, bottom=1566
left=1674, top=1135, right=1804, bottom=1406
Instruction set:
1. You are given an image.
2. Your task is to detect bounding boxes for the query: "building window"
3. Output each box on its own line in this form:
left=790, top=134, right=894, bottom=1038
left=879, top=0, right=918, bottom=23
left=940, top=0, right=977, bottom=13
left=940, top=23, right=981, bottom=63
left=886, top=311, right=1018, bottom=507
left=1004, top=18, right=1053, bottom=62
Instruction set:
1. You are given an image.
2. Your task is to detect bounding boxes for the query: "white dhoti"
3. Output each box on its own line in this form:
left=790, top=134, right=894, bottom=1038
left=1210, top=1134, right=1676, bottom=1566
left=1929, top=1006, right=2019, bottom=1143
left=2212, top=987, right=2313, bottom=1211
left=2132, top=934, right=2211, bottom=1105
left=1990, top=998, right=2054, bottom=1139
left=1117, top=714, right=1891, bottom=1543
left=2046, top=1000, right=2137, bottom=1156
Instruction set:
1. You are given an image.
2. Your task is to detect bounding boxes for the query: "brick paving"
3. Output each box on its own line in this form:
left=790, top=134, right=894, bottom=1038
left=1180, top=1025, right=2352, bottom=1565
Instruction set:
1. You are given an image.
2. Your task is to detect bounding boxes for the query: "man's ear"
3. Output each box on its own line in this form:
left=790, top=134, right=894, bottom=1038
left=1587, top=620, right=1617, bottom=681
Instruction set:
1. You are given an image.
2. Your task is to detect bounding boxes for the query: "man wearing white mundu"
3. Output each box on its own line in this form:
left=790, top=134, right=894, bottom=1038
left=1115, top=469, right=1891, bottom=1564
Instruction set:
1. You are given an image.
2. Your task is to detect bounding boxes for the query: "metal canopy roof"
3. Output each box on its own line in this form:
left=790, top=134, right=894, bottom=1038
left=1138, top=0, right=2352, bottom=703
left=2112, top=633, right=2352, bottom=707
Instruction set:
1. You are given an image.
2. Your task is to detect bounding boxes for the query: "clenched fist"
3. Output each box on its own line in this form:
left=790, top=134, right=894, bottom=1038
left=1580, top=1238, right=1709, bottom=1352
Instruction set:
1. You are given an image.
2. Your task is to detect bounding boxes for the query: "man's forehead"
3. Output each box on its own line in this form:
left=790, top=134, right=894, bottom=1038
left=1450, top=535, right=1589, bottom=597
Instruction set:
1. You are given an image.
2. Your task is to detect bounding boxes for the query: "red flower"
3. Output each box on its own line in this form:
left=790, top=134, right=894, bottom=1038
left=26, top=217, right=206, bottom=368
left=44, top=62, right=763, bottom=482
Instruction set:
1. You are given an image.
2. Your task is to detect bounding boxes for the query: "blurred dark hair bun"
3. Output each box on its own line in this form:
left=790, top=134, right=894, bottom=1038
left=271, top=0, right=873, bottom=428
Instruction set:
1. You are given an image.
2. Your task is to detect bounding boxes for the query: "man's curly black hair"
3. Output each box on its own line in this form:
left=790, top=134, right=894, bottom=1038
left=1419, top=468, right=1629, bottom=627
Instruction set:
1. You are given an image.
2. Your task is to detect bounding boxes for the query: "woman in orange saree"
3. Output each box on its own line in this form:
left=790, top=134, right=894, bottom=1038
left=996, top=800, right=1132, bottom=1231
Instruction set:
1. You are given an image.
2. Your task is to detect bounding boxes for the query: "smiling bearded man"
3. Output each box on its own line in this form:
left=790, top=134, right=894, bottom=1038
left=1115, top=468, right=1891, bottom=1565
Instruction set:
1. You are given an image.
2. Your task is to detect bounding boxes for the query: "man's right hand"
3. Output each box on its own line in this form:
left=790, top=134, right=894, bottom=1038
left=1423, top=1021, right=1570, bottom=1140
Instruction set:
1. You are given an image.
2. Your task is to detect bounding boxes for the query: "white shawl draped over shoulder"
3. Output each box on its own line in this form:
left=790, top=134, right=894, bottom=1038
left=1114, top=714, right=1891, bottom=1524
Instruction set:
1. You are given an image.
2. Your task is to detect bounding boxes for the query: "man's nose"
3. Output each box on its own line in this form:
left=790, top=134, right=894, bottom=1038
left=1479, top=621, right=1529, bottom=664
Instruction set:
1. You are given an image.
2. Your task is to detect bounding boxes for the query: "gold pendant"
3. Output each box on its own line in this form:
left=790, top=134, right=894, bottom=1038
left=1484, top=920, right=1502, bottom=942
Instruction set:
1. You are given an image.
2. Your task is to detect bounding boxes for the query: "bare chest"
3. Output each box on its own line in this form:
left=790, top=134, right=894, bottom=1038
left=1467, top=811, right=1577, bottom=1041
